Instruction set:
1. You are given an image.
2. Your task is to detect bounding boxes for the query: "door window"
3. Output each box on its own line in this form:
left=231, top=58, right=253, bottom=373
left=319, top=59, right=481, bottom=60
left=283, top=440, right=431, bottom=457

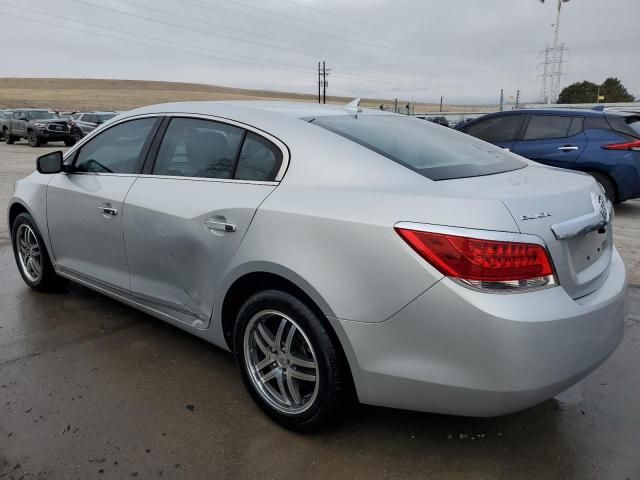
left=235, top=132, right=283, bottom=181
left=74, top=117, right=157, bottom=174
left=523, top=115, right=579, bottom=140
left=463, top=115, right=524, bottom=142
left=152, top=118, right=244, bottom=179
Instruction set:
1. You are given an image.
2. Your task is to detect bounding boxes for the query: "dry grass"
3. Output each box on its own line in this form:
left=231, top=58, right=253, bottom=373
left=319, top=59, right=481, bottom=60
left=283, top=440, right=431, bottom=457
left=0, top=78, right=487, bottom=113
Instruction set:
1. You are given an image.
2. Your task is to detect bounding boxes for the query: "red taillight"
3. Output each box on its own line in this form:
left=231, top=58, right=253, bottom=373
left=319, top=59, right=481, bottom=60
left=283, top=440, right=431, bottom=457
left=395, top=227, right=555, bottom=290
left=603, top=139, right=640, bottom=151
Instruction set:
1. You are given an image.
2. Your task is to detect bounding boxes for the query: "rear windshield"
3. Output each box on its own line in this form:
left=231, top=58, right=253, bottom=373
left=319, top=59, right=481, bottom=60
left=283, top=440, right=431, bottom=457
left=310, top=115, right=526, bottom=180
left=606, top=114, right=640, bottom=138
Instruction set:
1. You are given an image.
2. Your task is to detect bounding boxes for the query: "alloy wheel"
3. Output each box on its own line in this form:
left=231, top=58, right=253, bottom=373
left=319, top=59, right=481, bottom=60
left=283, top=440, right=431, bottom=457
left=16, top=223, right=42, bottom=282
left=243, top=310, right=320, bottom=414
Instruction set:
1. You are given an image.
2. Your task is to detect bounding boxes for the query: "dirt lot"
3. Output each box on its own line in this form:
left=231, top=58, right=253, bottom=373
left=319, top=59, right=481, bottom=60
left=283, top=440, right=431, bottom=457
left=1, top=141, right=639, bottom=479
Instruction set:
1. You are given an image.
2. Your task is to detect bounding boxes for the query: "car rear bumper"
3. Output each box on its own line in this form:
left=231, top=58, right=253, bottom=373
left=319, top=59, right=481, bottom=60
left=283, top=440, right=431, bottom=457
left=338, top=247, right=626, bottom=416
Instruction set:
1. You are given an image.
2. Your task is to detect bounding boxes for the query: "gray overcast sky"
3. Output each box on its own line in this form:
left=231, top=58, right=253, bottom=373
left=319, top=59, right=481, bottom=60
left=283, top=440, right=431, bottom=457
left=1, top=0, right=638, bottom=103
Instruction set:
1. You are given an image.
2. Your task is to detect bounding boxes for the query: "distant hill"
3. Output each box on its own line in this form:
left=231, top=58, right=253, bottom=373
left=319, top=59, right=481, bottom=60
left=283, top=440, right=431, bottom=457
left=0, top=78, right=488, bottom=113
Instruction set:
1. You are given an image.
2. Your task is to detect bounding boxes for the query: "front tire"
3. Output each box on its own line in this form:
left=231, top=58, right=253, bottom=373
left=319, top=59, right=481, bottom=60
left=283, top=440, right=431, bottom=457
left=11, top=212, right=68, bottom=292
left=4, top=129, right=14, bottom=144
left=28, top=131, right=41, bottom=147
left=234, top=289, right=350, bottom=431
left=64, top=137, right=76, bottom=147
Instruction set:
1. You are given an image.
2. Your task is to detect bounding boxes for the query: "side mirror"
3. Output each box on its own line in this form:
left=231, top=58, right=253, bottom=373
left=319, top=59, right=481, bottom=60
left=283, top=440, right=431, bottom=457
left=36, top=151, right=64, bottom=174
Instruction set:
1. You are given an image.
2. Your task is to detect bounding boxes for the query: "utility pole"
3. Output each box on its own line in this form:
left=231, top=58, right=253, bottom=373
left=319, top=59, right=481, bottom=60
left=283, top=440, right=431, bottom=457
left=394, top=98, right=398, bottom=113
left=317, top=61, right=321, bottom=104
left=515, top=90, right=521, bottom=110
left=499, top=88, right=504, bottom=111
left=439, top=96, right=443, bottom=112
left=322, top=61, right=330, bottom=104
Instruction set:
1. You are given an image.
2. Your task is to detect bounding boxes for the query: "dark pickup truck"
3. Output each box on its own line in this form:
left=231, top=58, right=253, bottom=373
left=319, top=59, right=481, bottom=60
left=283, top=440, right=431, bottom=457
left=3, top=109, right=76, bottom=147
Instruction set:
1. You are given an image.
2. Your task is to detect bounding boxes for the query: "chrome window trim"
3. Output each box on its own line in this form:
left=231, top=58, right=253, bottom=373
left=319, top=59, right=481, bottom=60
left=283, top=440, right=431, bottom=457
left=156, top=113, right=290, bottom=182
left=62, top=113, right=162, bottom=162
left=63, top=112, right=291, bottom=183
left=136, top=174, right=277, bottom=186
left=394, top=221, right=548, bottom=248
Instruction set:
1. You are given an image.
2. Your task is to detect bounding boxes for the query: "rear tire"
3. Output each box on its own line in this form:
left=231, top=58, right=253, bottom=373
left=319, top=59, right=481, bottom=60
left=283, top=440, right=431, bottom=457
left=589, top=171, right=618, bottom=203
left=11, top=212, right=68, bottom=292
left=28, top=131, right=40, bottom=147
left=234, top=289, right=350, bottom=431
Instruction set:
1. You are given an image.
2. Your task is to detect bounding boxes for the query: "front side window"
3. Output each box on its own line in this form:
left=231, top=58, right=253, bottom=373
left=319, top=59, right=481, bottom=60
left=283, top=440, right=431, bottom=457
left=74, top=117, right=157, bottom=174
left=523, top=115, right=577, bottom=140
left=235, top=132, right=282, bottom=181
left=463, top=115, right=524, bottom=142
left=153, top=118, right=244, bottom=179
left=311, top=115, right=526, bottom=181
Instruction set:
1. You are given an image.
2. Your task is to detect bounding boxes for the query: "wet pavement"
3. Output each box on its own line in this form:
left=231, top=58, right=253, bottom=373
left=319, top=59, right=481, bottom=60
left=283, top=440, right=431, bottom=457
left=1, top=142, right=639, bottom=479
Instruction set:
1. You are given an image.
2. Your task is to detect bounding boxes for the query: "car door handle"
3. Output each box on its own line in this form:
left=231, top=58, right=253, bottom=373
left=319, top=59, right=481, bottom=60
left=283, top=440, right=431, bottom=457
left=557, top=146, right=579, bottom=151
left=204, top=219, right=236, bottom=232
left=98, top=205, right=118, bottom=216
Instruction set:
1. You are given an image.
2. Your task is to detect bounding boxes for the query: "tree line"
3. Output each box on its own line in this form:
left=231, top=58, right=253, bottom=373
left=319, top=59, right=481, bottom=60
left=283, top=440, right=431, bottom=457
left=558, top=77, right=636, bottom=104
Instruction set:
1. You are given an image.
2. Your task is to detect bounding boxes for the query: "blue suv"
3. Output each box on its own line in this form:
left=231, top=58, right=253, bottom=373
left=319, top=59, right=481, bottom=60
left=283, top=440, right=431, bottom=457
left=457, top=108, right=640, bottom=202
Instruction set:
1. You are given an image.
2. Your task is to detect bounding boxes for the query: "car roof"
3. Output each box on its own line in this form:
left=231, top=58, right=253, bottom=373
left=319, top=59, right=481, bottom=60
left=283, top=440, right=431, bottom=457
left=485, top=108, right=607, bottom=117
left=125, top=100, right=395, bottom=120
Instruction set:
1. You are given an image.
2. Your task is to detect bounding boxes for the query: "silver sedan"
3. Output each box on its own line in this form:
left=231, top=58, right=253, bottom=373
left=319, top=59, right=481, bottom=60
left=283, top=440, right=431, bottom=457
left=8, top=101, right=626, bottom=431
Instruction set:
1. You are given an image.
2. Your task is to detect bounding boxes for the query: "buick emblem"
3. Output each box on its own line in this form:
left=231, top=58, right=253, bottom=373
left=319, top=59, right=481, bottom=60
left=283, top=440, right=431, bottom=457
left=592, top=192, right=611, bottom=224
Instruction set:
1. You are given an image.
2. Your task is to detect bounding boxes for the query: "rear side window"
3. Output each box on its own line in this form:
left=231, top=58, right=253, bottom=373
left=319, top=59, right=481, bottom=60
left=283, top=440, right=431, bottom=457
left=152, top=118, right=244, bottom=179
left=74, top=118, right=157, bottom=174
left=523, top=115, right=580, bottom=140
left=235, top=132, right=282, bottom=181
left=606, top=114, right=640, bottom=138
left=311, top=115, right=526, bottom=181
left=463, top=115, right=524, bottom=142
left=584, top=116, right=609, bottom=130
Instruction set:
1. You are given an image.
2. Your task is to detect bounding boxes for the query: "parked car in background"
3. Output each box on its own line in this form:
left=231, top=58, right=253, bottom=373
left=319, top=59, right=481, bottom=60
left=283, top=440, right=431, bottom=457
left=3, top=109, right=76, bottom=147
left=425, top=116, right=450, bottom=127
left=71, top=111, right=117, bottom=141
left=9, top=101, right=625, bottom=430
left=0, top=110, right=13, bottom=140
left=457, top=109, right=640, bottom=202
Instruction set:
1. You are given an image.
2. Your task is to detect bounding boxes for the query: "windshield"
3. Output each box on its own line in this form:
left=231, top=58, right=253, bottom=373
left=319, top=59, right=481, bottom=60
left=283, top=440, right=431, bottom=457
left=99, top=113, right=116, bottom=122
left=310, top=115, right=526, bottom=180
left=27, top=111, right=58, bottom=120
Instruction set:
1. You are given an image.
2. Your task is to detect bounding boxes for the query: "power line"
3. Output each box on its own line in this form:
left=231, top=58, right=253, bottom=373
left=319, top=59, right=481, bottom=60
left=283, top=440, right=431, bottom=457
left=273, top=0, right=389, bottom=31
left=71, top=0, right=428, bottom=71
left=177, top=0, right=426, bottom=56
left=0, top=3, right=318, bottom=74
left=0, top=5, right=436, bottom=90
left=0, top=11, right=314, bottom=78
left=205, top=0, right=389, bottom=45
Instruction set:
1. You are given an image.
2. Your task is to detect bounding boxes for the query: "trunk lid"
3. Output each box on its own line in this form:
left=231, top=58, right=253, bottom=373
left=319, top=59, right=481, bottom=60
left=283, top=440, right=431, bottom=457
left=439, top=163, right=613, bottom=299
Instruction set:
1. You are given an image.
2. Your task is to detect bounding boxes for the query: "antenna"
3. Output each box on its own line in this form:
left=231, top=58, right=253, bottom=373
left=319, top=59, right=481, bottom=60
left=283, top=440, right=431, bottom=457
left=343, top=98, right=362, bottom=117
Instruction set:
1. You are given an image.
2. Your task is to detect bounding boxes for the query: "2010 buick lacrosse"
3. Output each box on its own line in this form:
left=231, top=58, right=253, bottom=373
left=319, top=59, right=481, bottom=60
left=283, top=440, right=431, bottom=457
left=9, top=101, right=626, bottom=431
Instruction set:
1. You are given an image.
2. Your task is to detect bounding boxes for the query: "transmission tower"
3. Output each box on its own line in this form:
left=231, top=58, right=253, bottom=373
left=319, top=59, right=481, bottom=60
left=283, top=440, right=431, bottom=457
left=538, top=0, right=571, bottom=104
